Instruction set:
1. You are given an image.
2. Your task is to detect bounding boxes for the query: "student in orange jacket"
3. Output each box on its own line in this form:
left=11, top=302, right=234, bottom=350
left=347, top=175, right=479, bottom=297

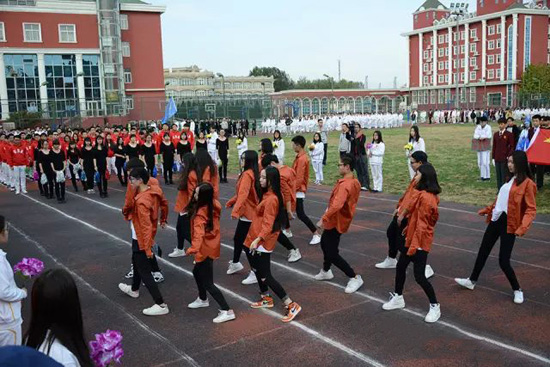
left=185, top=182, right=236, bottom=324
left=244, top=166, right=302, bottom=323
left=118, top=168, right=169, bottom=317
left=168, top=153, right=198, bottom=258
left=226, top=150, right=261, bottom=282
left=375, top=151, right=435, bottom=280
left=195, top=149, right=219, bottom=200
left=455, top=151, right=537, bottom=304
left=291, top=136, right=322, bottom=245
left=314, top=154, right=363, bottom=293
left=383, top=163, right=441, bottom=323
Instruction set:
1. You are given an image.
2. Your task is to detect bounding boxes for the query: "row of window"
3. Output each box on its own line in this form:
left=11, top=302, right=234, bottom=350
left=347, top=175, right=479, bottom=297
left=165, top=78, right=273, bottom=90
left=434, top=24, right=502, bottom=46
left=413, top=87, right=482, bottom=105
left=423, top=68, right=502, bottom=85
left=424, top=39, right=503, bottom=60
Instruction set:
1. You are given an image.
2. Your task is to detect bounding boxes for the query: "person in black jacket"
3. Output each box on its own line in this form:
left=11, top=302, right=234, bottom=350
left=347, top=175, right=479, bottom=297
left=159, top=134, right=175, bottom=185
left=216, top=129, right=229, bottom=183
left=352, top=122, right=371, bottom=191
left=37, top=140, right=54, bottom=199
left=67, top=141, right=83, bottom=192
left=506, top=117, right=520, bottom=150
left=80, top=138, right=96, bottom=194
left=94, top=136, right=109, bottom=198
left=50, top=140, right=66, bottom=203
left=113, top=137, right=127, bottom=186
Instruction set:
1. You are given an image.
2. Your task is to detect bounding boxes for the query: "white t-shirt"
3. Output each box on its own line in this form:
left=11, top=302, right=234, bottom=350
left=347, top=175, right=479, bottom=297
left=39, top=337, right=80, bottom=367
left=492, top=177, right=515, bottom=222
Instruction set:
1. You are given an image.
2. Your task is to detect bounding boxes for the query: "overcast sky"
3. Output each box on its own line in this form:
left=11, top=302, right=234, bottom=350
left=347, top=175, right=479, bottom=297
left=148, top=0, right=479, bottom=88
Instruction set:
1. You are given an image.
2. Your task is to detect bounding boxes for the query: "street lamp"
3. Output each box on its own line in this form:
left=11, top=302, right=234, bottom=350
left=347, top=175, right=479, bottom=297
left=449, top=2, right=469, bottom=110
left=217, top=73, right=226, bottom=117
left=323, top=74, right=335, bottom=112
left=261, top=82, right=266, bottom=120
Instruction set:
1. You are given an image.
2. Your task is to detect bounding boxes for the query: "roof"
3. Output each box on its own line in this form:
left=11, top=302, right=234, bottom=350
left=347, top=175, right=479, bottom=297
left=507, top=2, right=527, bottom=10
left=415, top=0, right=448, bottom=13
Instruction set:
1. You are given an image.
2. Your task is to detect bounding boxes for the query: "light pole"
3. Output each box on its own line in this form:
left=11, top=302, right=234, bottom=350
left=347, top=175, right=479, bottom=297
left=217, top=73, right=226, bottom=117
left=449, top=2, right=469, bottom=110
left=323, top=74, right=335, bottom=112
left=261, top=82, right=266, bottom=120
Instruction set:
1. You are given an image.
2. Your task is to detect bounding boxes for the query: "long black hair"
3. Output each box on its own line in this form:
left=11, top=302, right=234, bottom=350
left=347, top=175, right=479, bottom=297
left=186, top=182, right=215, bottom=231
left=195, top=149, right=217, bottom=182
left=179, top=152, right=197, bottom=191
left=242, top=150, right=262, bottom=201
left=264, top=166, right=289, bottom=232
left=415, top=163, right=441, bottom=195
left=509, top=150, right=533, bottom=186
left=273, top=130, right=282, bottom=141
left=24, top=269, right=93, bottom=367
left=372, top=130, right=383, bottom=143
left=409, top=125, right=420, bottom=142
left=260, top=138, right=274, bottom=155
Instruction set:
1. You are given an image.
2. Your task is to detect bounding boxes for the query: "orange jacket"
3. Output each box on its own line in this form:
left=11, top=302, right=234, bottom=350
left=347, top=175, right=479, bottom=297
left=292, top=151, right=309, bottom=193
left=396, top=179, right=416, bottom=215
left=130, top=184, right=169, bottom=256
left=174, top=171, right=198, bottom=213
left=244, top=191, right=280, bottom=252
left=404, top=190, right=439, bottom=256
left=122, top=177, right=167, bottom=223
left=321, top=177, right=361, bottom=234
left=226, top=170, right=258, bottom=220
left=478, top=178, right=537, bottom=236
left=186, top=200, right=222, bottom=262
left=200, top=167, right=219, bottom=200
left=279, top=165, right=296, bottom=209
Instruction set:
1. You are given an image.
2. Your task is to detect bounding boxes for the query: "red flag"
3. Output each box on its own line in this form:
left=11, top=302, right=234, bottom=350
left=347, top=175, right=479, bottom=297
left=526, top=129, right=550, bottom=165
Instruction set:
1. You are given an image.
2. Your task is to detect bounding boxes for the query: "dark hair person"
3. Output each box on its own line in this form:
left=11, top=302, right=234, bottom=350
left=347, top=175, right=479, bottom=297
left=455, top=151, right=537, bottom=305
left=195, top=149, right=219, bottom=200
left=24, top=269, right=93, bottom=366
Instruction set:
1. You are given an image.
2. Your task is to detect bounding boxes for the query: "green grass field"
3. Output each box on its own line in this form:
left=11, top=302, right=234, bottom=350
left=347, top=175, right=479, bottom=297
left=225, top=124, right=550, bottom=214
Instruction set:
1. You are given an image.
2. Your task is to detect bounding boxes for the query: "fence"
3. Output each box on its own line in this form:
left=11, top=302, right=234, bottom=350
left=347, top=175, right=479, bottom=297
left=168, top=95, right=272, bottom=121
left=411, top=91, right=550, bottom=111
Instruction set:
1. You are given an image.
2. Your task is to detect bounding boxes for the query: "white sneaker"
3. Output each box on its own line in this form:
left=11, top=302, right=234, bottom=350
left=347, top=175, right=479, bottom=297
left=375, top=257, right=397, bottom=269
left=454, top=278, right=475, bottom=290
left=124, top=265, right=134, bottom=279
left=282, top=229, right=293, bottom=238
left=241, top=271, right=258, bottom=285
left=168, top=248, right=186, bottom=258
left=118, top=283, right=139, bottom=298
left=15, top=191, right=20, bottom=195
left=227, top=261, right=244, bottom=275
left=288, top=249, right=302, bottom=263
left=425, top=265, right=435, bottom=279
left=514, top=290, right=524, bottom=304
left=345, top=275, right=364, bottom=294
left=143, top=303, right=169, bottom=316
left=152, top=272, right=164, bottom=283
left=425, top=303, right=441, bottom=323
left=309, top=233, right=321, bottom=245
left=382, top=293, right=405, bottom=310
left=314, top=269, right=334, bottom=281
left=22, top=190, right=28, bottom=194
left=213, top=310, right=236, bottom=323
left=188, top=297, right=209, bottom=309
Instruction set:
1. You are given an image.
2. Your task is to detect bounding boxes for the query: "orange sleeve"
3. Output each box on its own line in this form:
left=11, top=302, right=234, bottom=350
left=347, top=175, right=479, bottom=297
left=258, top=198, right=278, bottom=240
left=295, top=158, right=307, bottom=192
left=159, top=192, right=169, bottom=225
left=280, top=174, right=291, bottom=205
left=322, top=185, right=347, bottom=225
left=187, top=215, right=205, bottom=256
left=232, top=173, right=253, bottom=219
left=122, top=185, right=134, bottom=220
left=402, top=189, right=421, bottom=214
left=137, top=203, right=154, bottom=256
left=516, top=182, right=537, bottom=236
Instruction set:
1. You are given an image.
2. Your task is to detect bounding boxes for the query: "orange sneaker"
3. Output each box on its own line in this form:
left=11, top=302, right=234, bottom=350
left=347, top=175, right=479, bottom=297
left=250, top=295, right=274, bottom=309
left=281, top=302, right=301, bottom=323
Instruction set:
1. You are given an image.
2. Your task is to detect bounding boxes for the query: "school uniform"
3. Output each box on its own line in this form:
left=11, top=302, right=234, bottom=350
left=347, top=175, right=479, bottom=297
left=474, top=124, right=492, bottom=180
left=37, top=150, right=54, bottom=198
left=292, top=151, right=317, bottom=234
left=492, top=130, right=514, bottom=190
left=8, top=143, right=29, bottom=194
left=94, top=146, right=108, bottom=196
left=216, top=138, right=229, bottom=182
left=369, top=142, right=385, bottom=192
left=407, top=138, right=425, bottom=179
left=0, top=250, right=27, bottom=346
left=50, top=149, right=66, bottom=201
left=174, top=171, right=198, bottom=251
left=159, top=142, right=175, bottom=184
left=309, top=142, right=324, bottom=183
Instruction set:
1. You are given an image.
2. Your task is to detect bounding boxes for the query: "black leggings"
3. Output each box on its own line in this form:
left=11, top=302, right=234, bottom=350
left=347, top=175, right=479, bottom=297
left=193, top=258, right=230, bottom=310
left=277, top=232, right=295, bottom=251
left=163, top=162, right=173, bottom=183
left=115, top=158, right=127, bottom=185
left=36, top=164, right=44, bottom=195
left=69, top=164, right=84, bottom=191
left=321, top=228, right=356, bottom=278
left=176, top=214, right=191, bottom=250
left=245, top=250, right=288, bottom=301
left=395, top=249, right=438, bottom=304
left=84, top=167, right=95, bottom=190
left=131, top=245, right=164, bottom=305
left=296, top=198, right=316, bottom=233
left=469, top=213, right=520, bottom=290
left=54, top=181, right=65, bottom=201
left=97, top=168, right=108, bottom=195
left=232, top=219, right=252, bottom=263
left=43, top=171, right=54, bottom=198
left=218, top=157, right=228, bottom=181
left=386, top=216, right=408, bottom=259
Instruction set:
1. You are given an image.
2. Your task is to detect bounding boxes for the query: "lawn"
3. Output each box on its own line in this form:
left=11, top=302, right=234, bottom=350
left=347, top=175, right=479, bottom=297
left=225, top=124, right=550, bottom=214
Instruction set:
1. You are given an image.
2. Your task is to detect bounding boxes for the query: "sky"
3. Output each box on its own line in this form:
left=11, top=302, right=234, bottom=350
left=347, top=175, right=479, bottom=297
left=147, top=0, right=479, bottom=88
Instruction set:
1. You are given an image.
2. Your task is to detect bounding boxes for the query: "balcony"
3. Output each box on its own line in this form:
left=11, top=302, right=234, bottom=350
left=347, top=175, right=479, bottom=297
left=0, top=0, right=37, bottom=5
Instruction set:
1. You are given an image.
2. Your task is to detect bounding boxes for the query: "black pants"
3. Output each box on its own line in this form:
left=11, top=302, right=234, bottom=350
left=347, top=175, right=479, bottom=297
left=218, top=157, right=228, bottom=181
left=84, top=167, right=95, bottom=190
left=176, top=214, right=191, bottom=250
left=530, top=164, right=545, bottom=189
left=323, top=143, right=328, bottom=165
left=97, top=168, right=108, bottom=195
left=131, top=242, right=164, bottom=305
left=146, top=159, right=155, bottom=178
left=43, top=171, right=54, bottom=199
left=193, top=258, right=230, bottom=310
left=163, top=162, right=173, bottom=184
left=386, top=216, right=408, bottom=259
left=54, top=181, right=65, bottom=201
left=69, top=164, right=84, bottom=191
left=469, top=213, right=520, bottom=291
left=354, top=154, right=371, bottom=190
left=495, top=161, right=507, bottom=190
left=115, top=158, right=127, bottom=185
left=321, top=228, right=356, bottom=278
left=36, top=164, right=44, bottom=195
left=232, top=220, right=251, bottom=263
left=277, top=232, right=295, bottom=251
left=245, top=250, right=287, bottom=301
left=395, top=249, right=438, bottom=304
left=296, top=198, right=316, bottom=233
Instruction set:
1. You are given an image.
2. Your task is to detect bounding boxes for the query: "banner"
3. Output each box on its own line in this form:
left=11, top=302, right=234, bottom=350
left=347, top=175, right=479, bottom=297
left=526, top=129, right=550, bottom=165
left=161, top=97, right=177, bottom=125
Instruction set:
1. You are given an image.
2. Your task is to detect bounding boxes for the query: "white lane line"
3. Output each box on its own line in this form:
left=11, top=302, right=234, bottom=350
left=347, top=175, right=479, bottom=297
left=64, top=191, right=550, bottom=365
left=8, top=222, right=200, bottom=367
left=21, top=193, right=387, bottom=367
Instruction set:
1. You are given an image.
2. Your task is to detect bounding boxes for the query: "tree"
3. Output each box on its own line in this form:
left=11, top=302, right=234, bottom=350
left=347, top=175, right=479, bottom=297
left=294, top=77, right=364, bottom=90
left=249, top=67, right=295, bottom=92
left=520, top=64, right=550, bottom=94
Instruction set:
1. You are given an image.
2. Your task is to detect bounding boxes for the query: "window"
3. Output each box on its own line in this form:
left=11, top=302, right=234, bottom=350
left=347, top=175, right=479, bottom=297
left=488, top=55, right=495, bottom=65
left=23, top=23, right=41, bottom=42
left=438, top=75, right=444, bottom=83
left=424, top=50, right=429, bottom=59
left=122, top=42, right=130, bottom=57
left=488, top=25, right=495, bottom=35
left=460, top=59, right=465, bottom=68
left=438, top=61, right=444, bottom=70
left=497, top=24, right=501, bottom=34
left=461, top=31, right=465, bottom=40
left=44, top=54, right=78, bottom=116
left=438, top=48, right=444, bottom=57
left=423, top=63, right=429, bottom=72
left=445, top=48, right=449, bottom=56
left=488, top=40, right=495, bottom=50
left=82, top=55, right=101, bottom=103
left=438, top=35, right=444, bottom=44
left=470, top=43, right=477, bottom=53
left=496, top=69, right=501, bottom=79
left=0, top=22, right=5, bottom=42
left=445, top=74, right=449, bottom=83
left=124, top=70, right=132, bottom=84
left=470, top=58, right=477, bottom=67
left=470, top=71, right=477, bottom=81
left=470, top=29, right=477, bottom=39
left=445, top=61, right=449, bottom=69
left=58, top=24, right=76, bottom=43
left=488, top=69, right=495, bottom=79
left=423, top=76, right=429, bottom=85
left=126, top=96, right=134, bottom=110
left=445, top=34, right=449, bottom=43
left=496, top=54, right=501, bottom=63
left=3, top=54, right=40, bottom=113
left=470, top=87, right=477, bottom=103
left=120, top=14, right=129, bottom=30
left=454, top=46, right=458, bottom=55
left=460, top=45, right=465, bottom=54
left=496, top=39, right=501, bottom=49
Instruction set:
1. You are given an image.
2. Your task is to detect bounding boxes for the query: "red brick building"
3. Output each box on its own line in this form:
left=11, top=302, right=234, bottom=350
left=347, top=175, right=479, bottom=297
left=403, top=0, right=550, bottom=110
left=0, top=0, right=166, bottom=126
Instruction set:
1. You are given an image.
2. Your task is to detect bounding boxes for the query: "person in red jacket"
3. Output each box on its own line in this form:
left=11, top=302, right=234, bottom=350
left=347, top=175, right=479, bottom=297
left=185, top=182, right=236, bottom=324
left=4, top=134, right=15, bottom=191
left=492, top=118, right=515, bottom=190
left=314, top=154, right=363, bottom=293
left=455, top=151, right=537, bottom=305
left=0, top=133, right=8, bottom=186
left=245, top=166, right=302, bottom=323
left=383, top=163, right=442, bottom=323
left=9, top=135, right=29, bottom=195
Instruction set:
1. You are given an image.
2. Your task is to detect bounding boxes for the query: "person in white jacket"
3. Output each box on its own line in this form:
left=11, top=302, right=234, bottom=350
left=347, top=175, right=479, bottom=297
left=309, top=132, right=325, bottom=185
left=236, top=131, right=248, bottom=171
left=368, top=131, right=385, bottom=192
left=0, top=216, right=28, bottom=346
left=273, top=130, right=285, bottom=164
left=207, top=126, right=218, bottom=164
left=473, top=117, right=492, bottom=181
left=407, top=126, right=426, bottom=179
